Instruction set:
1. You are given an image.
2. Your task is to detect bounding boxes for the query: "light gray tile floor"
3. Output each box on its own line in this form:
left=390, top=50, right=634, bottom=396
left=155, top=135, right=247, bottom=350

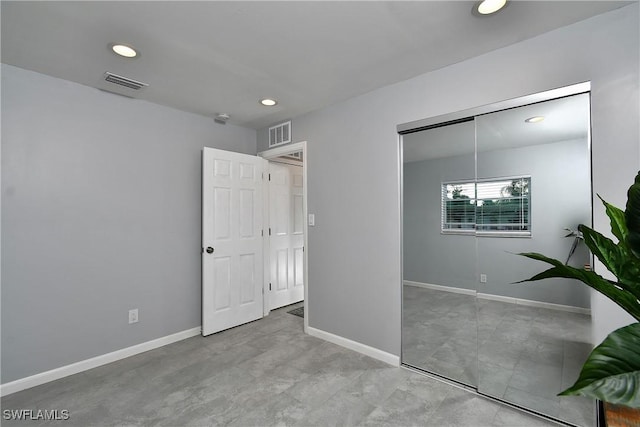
left=402, top=286, right=478, bottom=386
left=3, top=302, right=564, bottom=426
left=402, top=286, right=596, bottom=427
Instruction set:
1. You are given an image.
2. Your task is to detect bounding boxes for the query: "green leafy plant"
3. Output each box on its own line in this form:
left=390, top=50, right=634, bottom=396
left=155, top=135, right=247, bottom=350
left=518, top=171, right=640, bottom=408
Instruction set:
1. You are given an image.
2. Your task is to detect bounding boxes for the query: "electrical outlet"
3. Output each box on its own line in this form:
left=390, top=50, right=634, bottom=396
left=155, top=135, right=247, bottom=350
left=128, top=309, right=139, bottom=324
left=480, top=274, right=487, bottom=283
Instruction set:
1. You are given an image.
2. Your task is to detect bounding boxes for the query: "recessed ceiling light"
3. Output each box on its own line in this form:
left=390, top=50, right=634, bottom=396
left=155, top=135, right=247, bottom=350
left=476, top=0, right=507, bottom=15
left=525, top=116, right=545, bottom=123
left=111, top=44, right=138, bottom=58
left=214, top=113, right=230, bottom=124
left=260, top=98, right=278, bottom=106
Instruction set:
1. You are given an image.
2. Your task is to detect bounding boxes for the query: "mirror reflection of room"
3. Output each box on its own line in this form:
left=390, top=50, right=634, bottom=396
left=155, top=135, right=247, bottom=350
left=402, top=92, right=595, bottom=426
left=403, top=120, right=478, bottom=387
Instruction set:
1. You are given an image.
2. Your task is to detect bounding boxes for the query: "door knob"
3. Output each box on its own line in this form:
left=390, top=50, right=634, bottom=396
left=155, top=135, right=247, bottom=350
left=206, top=247, right=214, bottom=254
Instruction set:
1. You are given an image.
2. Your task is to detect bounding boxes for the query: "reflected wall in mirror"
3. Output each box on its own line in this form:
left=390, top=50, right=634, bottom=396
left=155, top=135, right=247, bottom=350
left=401, top=90, right=594, bottom=426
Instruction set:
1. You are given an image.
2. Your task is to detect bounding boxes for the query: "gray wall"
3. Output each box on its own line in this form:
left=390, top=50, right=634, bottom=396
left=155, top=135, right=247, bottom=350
left=258, top=4, right=638, bottom=354
left=404, top=139, right=591, bottom=308
left=477, top=139, right=591, bottom=307
left=1, top=64, right=256, bottom=383
left=404, top=152, right=476, bottom=293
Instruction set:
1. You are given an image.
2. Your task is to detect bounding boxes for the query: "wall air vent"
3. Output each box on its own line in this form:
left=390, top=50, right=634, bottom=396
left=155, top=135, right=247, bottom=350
left=104, top=72, right=149, bottom=90
left=269, top=121, right=292, bottom=147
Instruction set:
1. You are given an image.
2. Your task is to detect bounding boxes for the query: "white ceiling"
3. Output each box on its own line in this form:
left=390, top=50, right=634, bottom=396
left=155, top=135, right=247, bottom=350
left=403, top=93, right=590, bottom=163
left=1, top=1, right=631, bottom=129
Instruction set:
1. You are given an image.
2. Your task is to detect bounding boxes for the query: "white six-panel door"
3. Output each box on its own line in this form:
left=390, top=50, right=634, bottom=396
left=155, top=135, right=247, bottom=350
left=202, top=148, right=266, bottom=335
left=269, top=162, right=304, bottom=310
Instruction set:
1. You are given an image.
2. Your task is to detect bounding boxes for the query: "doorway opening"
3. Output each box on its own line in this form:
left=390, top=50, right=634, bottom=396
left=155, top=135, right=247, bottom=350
left=260, top=141, right=309, bottom=333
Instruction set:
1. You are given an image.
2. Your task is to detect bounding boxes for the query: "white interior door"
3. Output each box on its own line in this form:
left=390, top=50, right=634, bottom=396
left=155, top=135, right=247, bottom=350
left=202, top=148, right=266, bottom=335
left=269, top=162, right=304, bottom=310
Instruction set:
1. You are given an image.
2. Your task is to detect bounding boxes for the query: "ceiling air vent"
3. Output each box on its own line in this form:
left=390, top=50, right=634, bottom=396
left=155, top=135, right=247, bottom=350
left=104, top=72, right=149, bottom=90
left=269, top=121, right=292, bottom=147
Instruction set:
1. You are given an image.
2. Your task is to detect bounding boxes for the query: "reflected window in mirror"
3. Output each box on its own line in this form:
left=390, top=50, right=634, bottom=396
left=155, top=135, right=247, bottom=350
left=441, top=176, right=531, bottom=236
left=441, top=181, right=476, bottom=232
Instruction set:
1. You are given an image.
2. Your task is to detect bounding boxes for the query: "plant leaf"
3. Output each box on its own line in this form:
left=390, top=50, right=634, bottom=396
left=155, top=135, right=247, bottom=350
left=517, top=252, right=640, bottom=321
left=579, top=224, right=625, bottom=274
left=578, top=225, right=640, bottom=300
left=559, top=323, right=640, bottom=408
left=626, top=172, right=640, bottom=257
left=599, top=194, right=628, bottom=245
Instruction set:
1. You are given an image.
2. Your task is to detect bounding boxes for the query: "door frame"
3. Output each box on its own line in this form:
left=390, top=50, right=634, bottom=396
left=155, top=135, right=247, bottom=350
left=259, top=141, right=309, bottom=333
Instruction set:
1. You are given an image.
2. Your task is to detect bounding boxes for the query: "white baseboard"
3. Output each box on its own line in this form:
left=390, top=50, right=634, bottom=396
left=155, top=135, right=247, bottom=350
left=477, top=293, right=591, bottom=315
left=307, top=326, right=400, bottom=367
left=1, top=327, right=202, bottom=397
left=404, top=280, right=590, bottom=315
left=403, top=280, right=476, bottom=296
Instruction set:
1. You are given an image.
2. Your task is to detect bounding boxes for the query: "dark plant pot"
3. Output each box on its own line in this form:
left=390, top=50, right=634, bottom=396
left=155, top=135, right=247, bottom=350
left=604, top=402, right=640, bottom=426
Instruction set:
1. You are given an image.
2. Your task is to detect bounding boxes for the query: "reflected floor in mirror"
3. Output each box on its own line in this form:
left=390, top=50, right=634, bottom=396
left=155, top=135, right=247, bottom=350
left=403, top=285, right=478, bottom=386
left=403, top=285, right=596, bottom=427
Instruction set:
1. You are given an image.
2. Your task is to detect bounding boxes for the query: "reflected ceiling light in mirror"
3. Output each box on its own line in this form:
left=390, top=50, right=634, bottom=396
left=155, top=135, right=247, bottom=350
left=476, top=0, right=507, bottom=15
left=111, top=44, right=138, bottom=58
left=260, top=98, right=278, bottom=106
left=525, top=116, right=545, bottom=123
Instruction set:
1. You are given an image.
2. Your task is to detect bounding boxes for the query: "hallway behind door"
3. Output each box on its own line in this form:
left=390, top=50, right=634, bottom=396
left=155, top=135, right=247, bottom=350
left=269, top=161, right=304, bottom=310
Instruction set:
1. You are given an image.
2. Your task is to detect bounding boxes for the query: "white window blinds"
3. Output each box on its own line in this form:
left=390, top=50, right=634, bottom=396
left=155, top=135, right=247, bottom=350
left=442, top=176, right=531, bottom=236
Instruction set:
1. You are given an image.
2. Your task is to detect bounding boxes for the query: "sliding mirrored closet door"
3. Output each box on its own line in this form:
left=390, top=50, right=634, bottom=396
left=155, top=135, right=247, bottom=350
left=475, top=93, right=594, bottom=426
left=402, top=120, right=478, bottom=387
left=401, top=88, right=595, bottom=426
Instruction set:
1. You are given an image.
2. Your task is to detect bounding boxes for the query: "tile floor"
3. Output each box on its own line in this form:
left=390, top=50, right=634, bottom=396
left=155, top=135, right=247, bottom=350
left=402, top=285, right=595, bottom=427
left=2, top=302, right=564, bottom=426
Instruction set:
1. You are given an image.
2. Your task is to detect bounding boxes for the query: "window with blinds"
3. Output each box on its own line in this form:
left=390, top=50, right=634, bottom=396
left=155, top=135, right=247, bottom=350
left=442, top=182, right=476, bottom=232
left=442, top=176, right=531, bottom=236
